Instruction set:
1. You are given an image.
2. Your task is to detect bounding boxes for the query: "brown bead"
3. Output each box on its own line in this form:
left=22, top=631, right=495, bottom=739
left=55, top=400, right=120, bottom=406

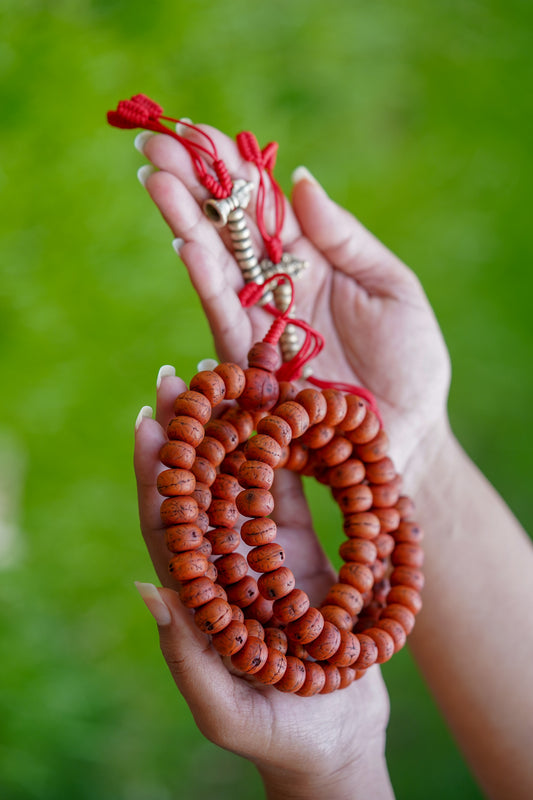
left=284, top=442, right=309, bottom=472
left=395, top=495, right=416, bottom=520
left=274, top=401, right=310, bottom=438
left=211, top=620, right=248, bottom=656
left=353, top=633, right=378, bottom=669
left=212, top=583, right=228, bottom=601
left=320, top=604, right=354, bottom=631
left=179, top=576, right=217, bottom=609
left=207, top=498, right=240, bottom=528
left=160, top=496, right=198, bottom=525
left=244, top=434, right=282, bottom=468
left=230, top=604, right=245, bottom=622
left=251, top=409, right=269, bottom=427
left=255, top=649, right=288, bottom=685
left=193, top=537, right=211, bottom=557
left=275, top=655, right=306, bottom=693
left=231, top=635, right=269, bottom=674
left=319, top=662, right=342, bottom=694
left=339, top=538, right=378, bottom=565
left=264, top=627, right=288, bottom=653
left=373, top=507, right=401, bottom=533
left=337, top=395, right=367, bottom=432
left=314, top=435, right=353, bottom=467
left=157, top=468, right=196, bottom=497
left=295, top=388, right=327, bottom=425
left=247, top=341, right=281, bottom=372
left=375, top=533, right=395, bottom=559
left=300, top=423, right=335, bottom=449
left=243, top=594, right=274, bottom=624
left=387, top=586, right=422, bottom=615
left=256, top=414, right=292, bottom=447
left=371, top=477, right=402, bottom=509
left=297, top=661, right=326, bottom=697
left=191, top=482, right=211, bottom=511
left=168, top=550, right=208, bottom=581
left=327, top=629, right=361, bottom=667
left=194, top=597, right=232, bottom=634
left=322, top=389, right=348, bottom=426
left=159, top=440, right=196, bottom=469
left=273, top=588, right=310, bottom=623
left=286, top=607, right=325, bottom=644
left=247, top=543, right=285, bottom=573
left=364, top=457, right=396, bottom=485
left=165, top=524, right=204, bottom=553
left=276, top=446, right=290, bottom=469
left=204, top=419, right=239, bottom=453
left=376, top=618, right=407, bottom=653
left=221, top=450, right=249, bottom=475
left=205, top=527, right=240, bottom=554
left=370, top=558, right=387, bottom=582
left=238, top=367, right=280, bottom=412
left=339, top=562, right=375, bottom=594
left=240, top=517, right=277, bottom=546
left=338, top=666, right=357, bottom=689
left=343, top=512, right=381, bottom=539
left=394, top=520, right=424, bottom=544
left=167, top=416, right=205, bottom=447
left=236, top=488, right=275, bottom=518
left=215, top=553, right=248, bottom=585
left=287, top=640, right=309, bottom=660
left=225, top=575, right=259, bottom=607
left=210, top=473, right=241, bottom=501
left=258, top=567, right=295, bottom=600
left=391, top=543, right=424, bottom=569
left=277, top=381, right=298, bottom=404
left=195, top=435, right=226, bottom=466
left=238, top=460, right=274, bottom=489
left=356, top=429, right=389, bottom=463
left=328, top=459, right=365, bottom=488
left=323, top=582, right=364, bottom=617
left=221, top=406, right=254, bottom=443
left=390, top=566, right=425, bottom=593
left=191, top=456, right=216, bottom=487
left=334, top=484, right=373, bottom=514
left=214, top=362, right=246, bottom=399
left=204, top=561, right=218, bottom=582
left=347, top=409, right=380, bottom=444
left=366, top=627, right=395, bottom=664
left=173, top=390, right=212, bottom=424
left=381, top=603, right=415, bottom=634
left=196, top=510, right=209, bottom=533
left=305, top=620, right=341, bottom=660
left=190, top=370, right=226, bottom=405
left=244, top=618, right=265, bottom=640
left=373, top=578, right=391, bottom=605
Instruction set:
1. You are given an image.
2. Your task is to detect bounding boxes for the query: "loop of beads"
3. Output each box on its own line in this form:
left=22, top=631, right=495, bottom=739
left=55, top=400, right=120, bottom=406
left=157, top=342, right=424, bottom=694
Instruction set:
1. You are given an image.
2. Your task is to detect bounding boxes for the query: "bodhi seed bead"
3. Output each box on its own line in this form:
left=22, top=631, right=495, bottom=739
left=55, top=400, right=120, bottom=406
left=375, top=533, right=395, bottom=559
left=314, top=435, right=353, bottom=467
left=283, top=442, right=309, bottom=472
left=207, top=499, right=240, bottom=528
left=167, top=416, right=205, bottom=447
left=190, top=370, right=226, bottom=406
left=214, top=362, right=246, bottom=399
left=320, top=663, right=342, bottom=694
left=390, top=566, right=425, bottom=592
left=305, top=621, right=341, bottom=661
left=334, top=484, right=374, bottom=514
left=395, top=496, right=416, bottom=520
left=240, top=517, right=277, bottom=546
left=343, top=511, right=381, bottom=539
left=157, top=468, right=196, bottom=497
left=294, top=388, right=328, bottom=425
left=165, top=524, right=204, bottom=552
left=194, top=538, right=212, bottom=559
left=236, top=488, right=275, bottom=518
left=231, top=604, right=245, bottom=622
left=394, top=520, right=425, bottom=543
left=320, top=604, right=354, bottom=631
left=191, top=482, right=211, bottom=511
left=257, top=567, right=296, bottom=600
left=244, top=435, right=282, bottom=468
left=339, top=538, right=378, bottom=565
left=373, top=507, right=401, bottom=533
left=376, top=618, right=407, bottom=653
left=327, top=629, right=361, bottom=667
left=370, top=558, right=387, bottom=582
left=195, top=436, right=226, bottom=466
left=353, top=633, right=379, bottom=669
left=338, top=666, right=357, bottom=689
left=274, top=401, right=310, bottom=438
left=275, top=656, right=306, bottom=693
left=337, top=395, right=367, bottom=432
left=366, top=627, right=395, bottom=664
left=247, top=543, right=285, bottom=573
left=238, top=368, right=280, bottom=412
left=391, top=543, right=424, bottom=568
left=347, top=409, right=380, bottom=445
left=244, top=618, right=265, bottom=640
left=323, top=583, right=364, bottom=617
left=194, top=598, right=233, bottom=634
left=168, top=550, right=208, bottom=581
left=205, top=527, right=240, bottom=554
left=321, top=389, right=348, bottom=426
left=328, top=459, right=366, bottom=489
left=264, top=627, right=288, bottom=653
left=210, top=473, right=241, bottom=501
left=339, top=562, right=375, bottom=594
left=387, top=586, right=422, bottom=615
left=160, top=496, right=199, bottom=525
left=286, top=607, right=324, bottom=644
left=159, top=440, right=196, bottom=469
left=356, top=429, right=390, bottom=463
left=296, top=661, right=326, bottom=697
left=191, top=457, right=216, bottom=487
left=238, top=460, right=274, bottom=489
left=256, top=415, right=293, bottom=447
left=196, top=510, right=209, bottom=533
left=204, top=419, right=239, bottom=452
left=277, top=381, right=298, bottom=404
left=365, top=457, right=396, bottom=485
left=273, top=588, right=310, bottom=624
left=243, top=594, right=274, bottom=624
left=382, top=604, right=415, bottom=634
left=371, top=477, right=402, bottom=508
left=247, top=341, right=281, bottom=372
left=179, top=576, right=218, bottom=608
left=225, top=575, right=259, bottom=607
left=300, top=423, right=335, bottom=449
left=204, top=561, right=218, bottom=582
left=173, top=390, right=212, bottom=424
left=211, top=620, right=248, bottom=656
left=221, top=407, right=254, bottom=443
left=215, top=553, right=248, bottom=585
left=255, top=649, right=287, bottom=685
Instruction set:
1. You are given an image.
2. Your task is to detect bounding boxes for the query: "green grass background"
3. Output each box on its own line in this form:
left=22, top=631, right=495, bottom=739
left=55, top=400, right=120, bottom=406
left=1, top=0, right=532, bottom=797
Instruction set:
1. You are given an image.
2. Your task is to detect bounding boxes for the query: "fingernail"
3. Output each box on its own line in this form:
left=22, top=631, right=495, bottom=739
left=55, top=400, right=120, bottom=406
left=176, top=117, right=193, bottom=136
left=197, top=357, right=219, bottom=371
left=135, top=405, right=153, bottom=431
left=135, top=582, right=172, bottom=626
left=156, top=364, right=176, bottom=389
left=134, top=130, right=156, bottom=154
left=291, top=165, right=319, bottom=187
left=137, top=164, right=156, bottom=187
left=172, top=237, right=185, bottom=254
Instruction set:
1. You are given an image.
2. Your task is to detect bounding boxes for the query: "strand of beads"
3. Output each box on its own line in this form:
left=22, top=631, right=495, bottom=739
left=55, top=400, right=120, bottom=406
left=156, top=342, right=424, bottom=695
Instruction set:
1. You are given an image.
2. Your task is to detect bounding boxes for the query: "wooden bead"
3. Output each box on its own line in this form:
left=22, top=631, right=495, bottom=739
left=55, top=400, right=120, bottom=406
left=391, top=543, right=424, bottom=569
left=394, top=520, right=424, bottom=544
left=364, top=457, right=396, bottom=484
left=322, top=389, right=348, bottom=426
left=191, top=482, right=211, bottom=511
left=273, top=588, right=310, bottom=623
left=191, top=456, right=217, bottom=487
left=173, top=390, right=212, bottom=424
left=230, top=604, right=245, bottom=622
left=214, top=362, right=246, bottom=399
left=381, top=603, right=415, bottom=634
left=195, top=435, right=226, bottom=466
left=190, top=370, right=226, bottom=405
left=167, top=416, right=205, bottom=447
left=366, top=627, right=395, bottom=664
left=238, top=460, right=274, bottom=489
left=328, top=459, right=365, bottom=489
left=372, top=507, right=401, bottom=533
left=238, top=367, right=280, bottom=412
left=157, top=468, right=196, bottom=497
left=305, top=620, right=341, bottom=660
left=339, top=563, right=375, bottom=594
left=225, top=575, right=259, bottom=607
left=274, top=401, right=310, bottom=438
left=395, top=495, right=416, bottom=520
left=244, top=618, right=265, bottom=639
left=210, top=473, right=241, bottom=501
left=244, top=434, right=282, bottom=467
left=247, top=542, right=285, bottom=573
left=338, top=666, right=357, bottom=689
left=323, top=582, right=364, bottom=616
left=284, top=442, right=309, bottom=472
left=215, top=553, right=248, bottom=585
left=256, top=414, right=292, bottom=447
left=211, top=620, right=248, bottom=656
left=319, top=663, right=342, bottom=694
left=207, top=498, right=240, bottom=528
left=320, top=604, right=354, bottom=631
left=390, top=566, right=425, bottom=593
left=295, top=388, right=327, bottom=424
left=255, top=649, right=288, bottom=685
left=286, top=607, right=324, bottom=644
left=343, top=511, right=381, bottom=539
left=275, top=655, right=306, bottom=693
left=194, top=597, right=232, bottom=634
left=376, top=618, right=407, bottom=653
left=205, top=527, right=240, bottom=554
left=374, top=533, right=395, bottom=559
left=247, top=341, right=281, bottom=372
left=353, top=633, right=378, bottom=669
left=339, top=538, right=378, bottom=565
left=221, top=406, right=254, bottom=443
left=314, top=435, right=353, bottom=467
left=334, top=484, right=373, bottom=514
left=297, top=661, right=326, bottom=696
left=179, top=576, right=218, bottom=608
left=356, top=429, right=389, bottom=463
left=240, top=517, right=277, bottom=546
left=168, top=550, right=208, bottom=581
left=159, top=440, right=196, bottom=469
left=347, top=409, right=380, bottom=444
left=300, top=423, right=335, bottom=449
left=386, top=585, right=422, bottom=615
left=327, top=630, right=361, bottom=667
left=231, top=635, right=269, bottom=674
left=337, top=395, right=367, bottom=432
left=243, top=594, right=274, bottom=624
left=264, top=627, right=288, bottom=653
left=204, top=419, right=239, bottom=452
left=258, top=567, right=296, bottom=600
left=371, top=477, right=402, bottom=508
left=236, top=488, right=275, bottom=518
left=165, top=524, right=204, bottom=553
left=160, top=496, right=198, bottom=525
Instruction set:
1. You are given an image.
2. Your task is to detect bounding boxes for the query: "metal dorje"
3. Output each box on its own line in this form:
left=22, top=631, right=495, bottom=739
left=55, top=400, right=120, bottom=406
left=261, top=253, right=309, bottom=363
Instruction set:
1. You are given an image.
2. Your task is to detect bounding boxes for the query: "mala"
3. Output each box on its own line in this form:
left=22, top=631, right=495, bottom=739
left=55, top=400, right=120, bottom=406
left=109, top=95, right=425, bottom=695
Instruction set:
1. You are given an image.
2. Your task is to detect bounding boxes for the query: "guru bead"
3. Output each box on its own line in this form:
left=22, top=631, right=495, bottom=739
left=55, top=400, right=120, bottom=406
left=238, top=368, right=280, bottom=412
left=189, top=370, right=226, bottom=406
left=247, top=341, right=281, bottom=372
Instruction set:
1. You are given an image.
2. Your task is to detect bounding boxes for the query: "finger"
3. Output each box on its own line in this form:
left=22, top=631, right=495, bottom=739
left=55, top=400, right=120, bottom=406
left=155, top=367, right=187, bottom=428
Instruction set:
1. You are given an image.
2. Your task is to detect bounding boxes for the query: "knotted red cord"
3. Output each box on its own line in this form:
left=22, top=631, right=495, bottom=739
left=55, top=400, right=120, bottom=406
left=107, top=94, right=232, bottom=199
left=237, top=131, right=285, bottom=263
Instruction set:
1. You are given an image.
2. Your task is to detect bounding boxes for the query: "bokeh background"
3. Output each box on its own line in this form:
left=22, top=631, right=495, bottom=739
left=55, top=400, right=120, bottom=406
left=1, top=1, right=532, bottom=798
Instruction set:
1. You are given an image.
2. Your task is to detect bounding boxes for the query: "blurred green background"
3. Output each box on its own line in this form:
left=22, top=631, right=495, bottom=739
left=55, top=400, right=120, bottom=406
left=1, top=0, right=531, bottom=797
